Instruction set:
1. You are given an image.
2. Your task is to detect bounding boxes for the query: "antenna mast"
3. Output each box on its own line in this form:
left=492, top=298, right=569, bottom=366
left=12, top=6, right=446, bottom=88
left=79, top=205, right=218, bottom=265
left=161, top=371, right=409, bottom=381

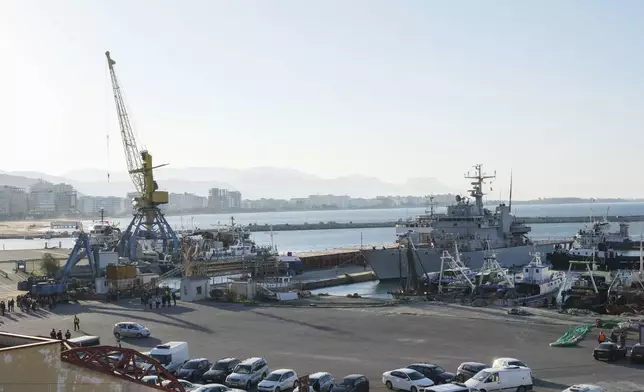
left=465, top=164, right=496, bottom=212
left=508, top=170, right=513, bottom=212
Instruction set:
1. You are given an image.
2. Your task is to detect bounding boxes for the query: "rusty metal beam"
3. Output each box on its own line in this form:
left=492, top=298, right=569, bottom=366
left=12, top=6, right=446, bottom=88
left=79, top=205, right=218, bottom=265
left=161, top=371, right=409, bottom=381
left=60, top=346, right=185, bottom=392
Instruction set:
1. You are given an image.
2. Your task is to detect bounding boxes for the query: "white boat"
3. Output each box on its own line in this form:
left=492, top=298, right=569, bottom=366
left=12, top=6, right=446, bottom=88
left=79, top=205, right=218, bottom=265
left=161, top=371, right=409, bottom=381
left=513, top=252, right=565, bottom=297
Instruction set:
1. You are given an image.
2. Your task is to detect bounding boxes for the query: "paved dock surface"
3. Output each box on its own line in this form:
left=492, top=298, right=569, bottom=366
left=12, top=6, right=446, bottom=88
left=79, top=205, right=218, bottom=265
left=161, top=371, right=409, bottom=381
left=1, top=300, right=642, bottom=391
left=0, top=248, right=71, bottom=263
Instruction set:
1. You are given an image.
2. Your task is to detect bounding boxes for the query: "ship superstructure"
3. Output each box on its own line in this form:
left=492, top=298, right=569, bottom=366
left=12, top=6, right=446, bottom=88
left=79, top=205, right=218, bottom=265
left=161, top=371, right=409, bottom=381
left=396, top=165, right=531, bottom=251
left=365, top=165, right=562, bottom=281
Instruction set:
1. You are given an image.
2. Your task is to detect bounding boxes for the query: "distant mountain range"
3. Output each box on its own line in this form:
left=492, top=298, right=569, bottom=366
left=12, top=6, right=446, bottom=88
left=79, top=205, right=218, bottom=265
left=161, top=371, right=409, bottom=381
left=0, top=168, right=453, bottom=199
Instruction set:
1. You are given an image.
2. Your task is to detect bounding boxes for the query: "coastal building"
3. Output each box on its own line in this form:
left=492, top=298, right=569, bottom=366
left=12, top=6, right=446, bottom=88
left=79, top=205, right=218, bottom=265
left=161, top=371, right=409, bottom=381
left=208, top=188, right=242, bottom=211
left=227, top=191, right=242, bottom=209
left=307, top=194, right=351, bottom=209
left=168, top=192, right=207, bottom=212
left=53, top=183, right=77, bottom=214
left=78, top=196, right=125, bottom=217
left=0, top=186, right=27, bottom=218
left=27, top=180, right=56, bottom=216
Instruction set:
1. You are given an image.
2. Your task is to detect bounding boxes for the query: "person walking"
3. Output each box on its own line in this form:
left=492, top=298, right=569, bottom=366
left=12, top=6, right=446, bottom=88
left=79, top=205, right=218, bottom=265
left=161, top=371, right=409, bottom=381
left=73, top=315, right=80, bottom=331
left=172, top=291, right=177, bottom=306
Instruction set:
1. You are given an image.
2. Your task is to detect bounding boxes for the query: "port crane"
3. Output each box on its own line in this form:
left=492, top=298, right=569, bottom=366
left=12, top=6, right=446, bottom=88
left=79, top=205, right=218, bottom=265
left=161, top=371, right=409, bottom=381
left=105, top=51, right=179, bottom=260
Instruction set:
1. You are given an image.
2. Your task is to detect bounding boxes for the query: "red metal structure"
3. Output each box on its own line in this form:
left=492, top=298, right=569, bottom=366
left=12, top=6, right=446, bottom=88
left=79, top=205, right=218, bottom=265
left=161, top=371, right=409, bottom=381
left=60, top=345, right=185, bottom=392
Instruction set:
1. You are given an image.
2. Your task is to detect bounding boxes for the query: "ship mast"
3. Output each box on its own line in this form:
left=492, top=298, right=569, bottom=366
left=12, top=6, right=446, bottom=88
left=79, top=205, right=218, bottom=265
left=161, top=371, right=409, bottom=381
left=425, top=195, right=436, bottom=217
left=465, top=164, right=496, bottom=213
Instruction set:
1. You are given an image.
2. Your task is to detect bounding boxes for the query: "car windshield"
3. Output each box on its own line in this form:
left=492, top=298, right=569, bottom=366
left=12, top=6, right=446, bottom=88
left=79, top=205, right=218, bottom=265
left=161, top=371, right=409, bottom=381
left=214, top=361, right=231, bottom=370
left=432, top=366, right=445, bottom=373
left=183, top=361, right=201, bottom=369
left=407, top=371, right=425, bottom=381
left=150, top=354, right=171, bottom=365
left=235, top=365, right=252, bottom=374
left=599, top=343, right=614, bottom=348
left=133, top=324, right=145, bottom=329
left=507, top=361, right=525, bottom=367
left=265, top=373, right=282, bottom=381
left=472, top=371, right=491, bottom=382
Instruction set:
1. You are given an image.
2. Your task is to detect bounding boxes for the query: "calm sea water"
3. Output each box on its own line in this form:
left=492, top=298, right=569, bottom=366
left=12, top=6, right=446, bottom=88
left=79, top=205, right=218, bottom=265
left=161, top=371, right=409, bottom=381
left=3, top=202, right=644, bottom=253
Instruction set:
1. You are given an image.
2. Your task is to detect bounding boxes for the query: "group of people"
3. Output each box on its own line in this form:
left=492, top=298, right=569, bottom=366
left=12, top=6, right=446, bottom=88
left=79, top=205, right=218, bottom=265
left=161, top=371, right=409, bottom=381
left=0, top=294, right=45, bottom=316
left=597, top=330, right=628, bottom=346
left=140, top=287, right=177, bottom=309
left=50, top=328, right=72, bottom=340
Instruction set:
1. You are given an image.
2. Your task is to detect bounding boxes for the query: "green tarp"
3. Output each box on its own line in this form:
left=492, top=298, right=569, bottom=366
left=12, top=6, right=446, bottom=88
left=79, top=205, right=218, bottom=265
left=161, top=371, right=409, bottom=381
left=549, top=324, right=594, bottom=347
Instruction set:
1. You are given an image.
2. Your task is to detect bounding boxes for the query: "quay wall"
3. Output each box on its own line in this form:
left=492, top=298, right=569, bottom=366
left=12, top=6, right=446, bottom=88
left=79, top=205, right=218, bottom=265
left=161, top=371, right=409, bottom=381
left=247, top=214, right=644, bottom=232
left=299, top=271, right=376, bottom=290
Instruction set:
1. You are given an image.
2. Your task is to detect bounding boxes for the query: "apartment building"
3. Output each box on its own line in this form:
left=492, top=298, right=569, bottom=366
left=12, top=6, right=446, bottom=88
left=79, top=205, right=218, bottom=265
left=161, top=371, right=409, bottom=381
left=168, top=192, right=207, bottom=212
left=78, top=196, right=125, bottom=217
left=27, top=180, right=56, bottom=215
left=0, top=186, right=28, bottom=218
left=53, top=183, right=77, bottom=214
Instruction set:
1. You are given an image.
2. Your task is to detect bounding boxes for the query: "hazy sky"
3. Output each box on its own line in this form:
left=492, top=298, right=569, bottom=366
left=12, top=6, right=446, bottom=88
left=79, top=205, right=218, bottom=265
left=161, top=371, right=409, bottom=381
left=2, top=1, right=644, bottom=199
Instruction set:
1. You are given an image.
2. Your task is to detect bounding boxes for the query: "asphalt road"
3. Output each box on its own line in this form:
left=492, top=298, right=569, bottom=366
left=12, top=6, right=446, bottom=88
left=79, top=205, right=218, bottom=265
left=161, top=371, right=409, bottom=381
left=2, top=299, right=643, bottom=392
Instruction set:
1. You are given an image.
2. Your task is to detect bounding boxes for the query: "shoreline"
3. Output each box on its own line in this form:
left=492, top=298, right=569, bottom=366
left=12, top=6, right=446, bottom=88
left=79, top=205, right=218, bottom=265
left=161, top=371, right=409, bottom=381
left=1, top=214, right=644, bottom=239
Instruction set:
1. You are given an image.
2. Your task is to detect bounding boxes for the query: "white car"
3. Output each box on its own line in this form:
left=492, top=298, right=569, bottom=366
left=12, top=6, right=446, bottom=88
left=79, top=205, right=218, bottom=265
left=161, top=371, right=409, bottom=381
left=258, top=369, right=299, bottom=392
left=162, top=379, right=202, bottom=391
left=491, top=357, right=534, bottom=379
left=382, top=368, right=434, bottom=392
left=195, top=385, right=246, bottom=392
left=562, top=385, right=603, bottom=392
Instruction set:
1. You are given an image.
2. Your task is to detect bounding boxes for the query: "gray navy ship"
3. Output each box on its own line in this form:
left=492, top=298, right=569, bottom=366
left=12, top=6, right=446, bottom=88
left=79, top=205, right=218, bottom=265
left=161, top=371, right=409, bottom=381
left=362, top=164, right=563, bottom=281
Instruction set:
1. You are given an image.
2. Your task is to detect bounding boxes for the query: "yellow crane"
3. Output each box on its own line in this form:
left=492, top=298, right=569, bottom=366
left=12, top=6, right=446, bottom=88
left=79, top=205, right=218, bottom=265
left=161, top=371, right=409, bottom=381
left=105, top=51, right=179, bottom=260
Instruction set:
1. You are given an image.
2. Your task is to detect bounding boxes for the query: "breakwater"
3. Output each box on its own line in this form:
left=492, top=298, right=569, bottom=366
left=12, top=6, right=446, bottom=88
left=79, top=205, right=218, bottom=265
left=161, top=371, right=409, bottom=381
left=248, top=215, right=644, bottom=232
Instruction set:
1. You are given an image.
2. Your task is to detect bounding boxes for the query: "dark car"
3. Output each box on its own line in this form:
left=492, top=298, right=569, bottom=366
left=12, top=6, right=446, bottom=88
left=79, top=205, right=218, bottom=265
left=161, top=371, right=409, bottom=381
left=630, top=344, right=644, bottom=363
left=176, top=358, right=212, bottom=382
left=202, top=358, right=242, bottom=384
left=407, top=364, right=455, bottom=385
left=331, top=374, right=369, bottom=392
left=454, top=362, right=487, bottom=383
left=593, top=342, right=627, bottom=361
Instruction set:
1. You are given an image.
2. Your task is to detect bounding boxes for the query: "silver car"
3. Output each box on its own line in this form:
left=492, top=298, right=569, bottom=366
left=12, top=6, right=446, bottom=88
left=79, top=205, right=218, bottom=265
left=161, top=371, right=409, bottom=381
left=113, top=322, right=151, bottom=338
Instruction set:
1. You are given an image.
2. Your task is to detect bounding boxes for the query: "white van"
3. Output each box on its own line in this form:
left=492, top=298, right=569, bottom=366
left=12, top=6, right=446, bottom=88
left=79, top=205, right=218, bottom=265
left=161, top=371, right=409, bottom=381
left=465, top=366, right=533, bottom=392
left=147, top=341, right=190, bottom=374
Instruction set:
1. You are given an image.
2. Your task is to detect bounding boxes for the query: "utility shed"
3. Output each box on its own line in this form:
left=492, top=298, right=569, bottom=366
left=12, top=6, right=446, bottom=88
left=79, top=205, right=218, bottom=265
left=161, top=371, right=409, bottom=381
left=0, top=332, right=161, bottom=391
left=181, top=276, right=210, bottom=302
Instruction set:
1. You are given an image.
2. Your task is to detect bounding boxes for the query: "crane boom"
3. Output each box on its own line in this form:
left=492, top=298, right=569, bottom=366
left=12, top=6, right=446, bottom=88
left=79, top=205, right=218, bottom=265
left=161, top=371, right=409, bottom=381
left=105, top=51, right=145, bottom=195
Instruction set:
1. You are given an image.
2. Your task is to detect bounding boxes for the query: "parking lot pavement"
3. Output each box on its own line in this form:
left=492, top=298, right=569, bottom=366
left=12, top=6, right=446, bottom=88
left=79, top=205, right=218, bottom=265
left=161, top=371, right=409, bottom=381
left=2, top=299, right=643, bottom=392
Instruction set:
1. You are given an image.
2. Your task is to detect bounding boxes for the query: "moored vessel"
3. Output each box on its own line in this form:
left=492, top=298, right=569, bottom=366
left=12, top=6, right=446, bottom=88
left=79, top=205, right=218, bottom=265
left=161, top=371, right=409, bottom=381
left=363, top=165, right=563, bottom=280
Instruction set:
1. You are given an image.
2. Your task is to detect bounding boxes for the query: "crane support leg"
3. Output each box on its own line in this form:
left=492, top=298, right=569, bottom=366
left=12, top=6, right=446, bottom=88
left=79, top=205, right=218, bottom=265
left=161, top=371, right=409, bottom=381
left=119, top=207, right=178, bottom=260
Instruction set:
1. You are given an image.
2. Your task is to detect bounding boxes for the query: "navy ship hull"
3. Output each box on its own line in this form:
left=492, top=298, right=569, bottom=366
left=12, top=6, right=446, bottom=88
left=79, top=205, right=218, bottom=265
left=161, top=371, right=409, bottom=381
left=546, top=250, right=643, bottom=271
left=363, top=243, right=556, bottom=281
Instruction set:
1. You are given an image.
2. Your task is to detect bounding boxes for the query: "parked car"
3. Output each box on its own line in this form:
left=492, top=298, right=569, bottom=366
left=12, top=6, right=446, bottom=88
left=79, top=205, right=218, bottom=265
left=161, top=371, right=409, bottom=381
left=593, top=342, right=627, bottom=361
left=331, top=375, right=369, bottom=392
left=257, top=369, right=298, bottom=392
left=225, top=357, right=269, bottom=390
left=177, top=358, right=213, bottom=382
left=142, top=375, right=160, bottom=385
left=113, top=322, right=151, bottom=338
left=455, top=362, right=488, bottom=382
left=630, top=343, right=644, bottom=363
left=202, top=358, right=242, bottom=384
left=491, top=357, right=534, bottom=379
left=382, top=368, right=433, bottom=392
left=161, top=379, right=202, bottom=391
left=407, top=364, right=455, bottom=385
left=195, top=384, right=247, bottom=392
left=294, top=372, right=335, bottom=392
